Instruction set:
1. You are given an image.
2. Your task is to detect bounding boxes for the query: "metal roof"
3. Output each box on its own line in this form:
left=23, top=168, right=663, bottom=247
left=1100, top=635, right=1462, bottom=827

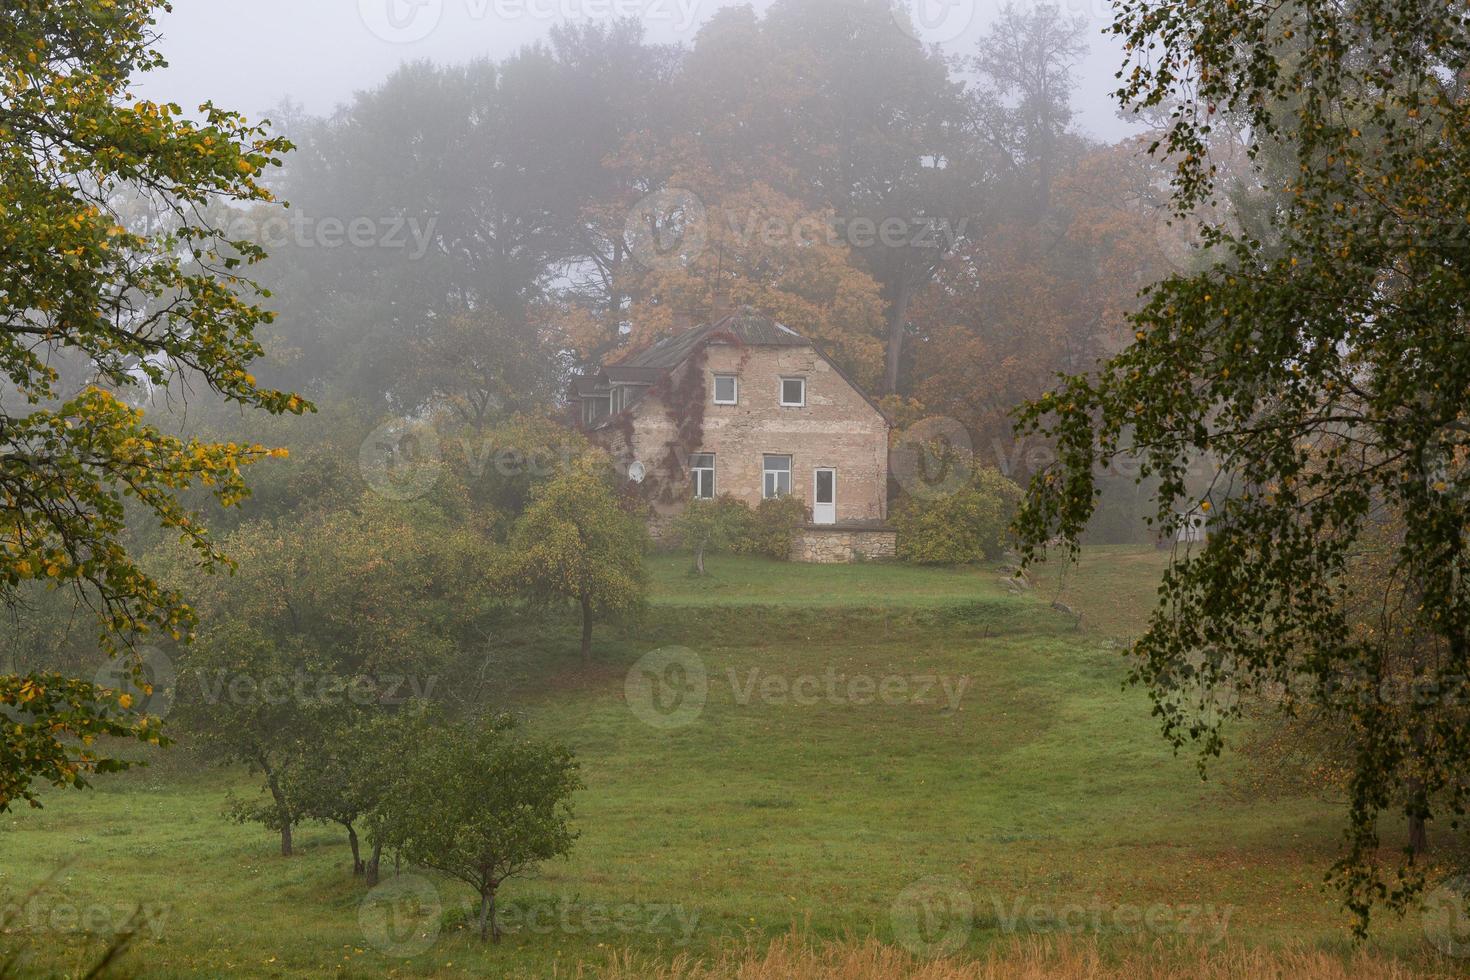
left=570, top=375, right=608, bottom=397
left=603, top=365, right=665, bottom=384
left=618, top=311, right=807, bottom=369
left=568, top=309, right=890, bottom=429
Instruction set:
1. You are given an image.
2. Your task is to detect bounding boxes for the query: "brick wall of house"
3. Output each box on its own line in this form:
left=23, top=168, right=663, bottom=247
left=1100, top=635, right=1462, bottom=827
left=604, top=342, right=889, bottom=522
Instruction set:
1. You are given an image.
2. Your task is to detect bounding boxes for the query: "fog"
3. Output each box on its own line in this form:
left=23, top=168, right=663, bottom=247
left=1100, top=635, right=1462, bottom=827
left=13, top=0, right=1464, bottom=974
left=140, top=0, right=1138, bottom=139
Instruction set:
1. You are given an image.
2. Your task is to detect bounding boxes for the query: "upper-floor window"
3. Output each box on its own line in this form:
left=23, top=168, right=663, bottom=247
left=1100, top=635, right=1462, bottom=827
left=582, top=395, right=609, bottom=425
left=779, top=377, right=806, bottom=407
left=691, top=453, right=716, bottom=499
left=713, top=375, right=738, bottom=405
left=763, top=454, right=792, bottom=498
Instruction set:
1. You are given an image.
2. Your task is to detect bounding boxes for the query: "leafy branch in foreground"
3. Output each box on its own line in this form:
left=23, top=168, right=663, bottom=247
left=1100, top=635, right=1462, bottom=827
left=1014, top=0, right=1470, bottom=932
left=0, top=0, right=310, bottom=810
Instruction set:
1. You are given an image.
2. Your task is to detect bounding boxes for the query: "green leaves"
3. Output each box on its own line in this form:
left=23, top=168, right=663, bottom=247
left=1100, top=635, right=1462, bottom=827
left=498, top=452, right=649, bottom=648
left=0, top=1, right=311, bottom=809
left=894, top=466, right=1021, bottom=565
left=374, top=714, right=581, bottom=938
left=0, top=672, right=166, bottom=812
left=1020, top=0, right=1470, bottom=934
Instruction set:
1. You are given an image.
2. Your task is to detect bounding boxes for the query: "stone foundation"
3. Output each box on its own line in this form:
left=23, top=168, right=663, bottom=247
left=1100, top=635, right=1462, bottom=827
left=790, top=526, right=898, bottom=563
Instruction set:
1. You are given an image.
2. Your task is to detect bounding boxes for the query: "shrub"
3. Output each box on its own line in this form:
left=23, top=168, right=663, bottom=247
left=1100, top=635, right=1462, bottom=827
left=732, top=495, right=809, bottom=560
left=671, top=495, right=752, bottom=574
left=893, top=467, right=1022, bottom=564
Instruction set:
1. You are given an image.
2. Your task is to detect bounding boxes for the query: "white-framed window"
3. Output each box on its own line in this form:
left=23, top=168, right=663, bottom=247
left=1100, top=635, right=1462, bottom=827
left=712, top=375, right=738, bottom=405
left=762, top=454, right=792, bottom=498
left=779, top=377, right=806, bottom=407
left=690, top=453, right=715, bottom=499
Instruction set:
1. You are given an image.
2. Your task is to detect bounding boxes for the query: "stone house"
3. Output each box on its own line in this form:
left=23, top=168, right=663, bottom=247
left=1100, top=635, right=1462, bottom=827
left=568, top=310, right=896, bottom=562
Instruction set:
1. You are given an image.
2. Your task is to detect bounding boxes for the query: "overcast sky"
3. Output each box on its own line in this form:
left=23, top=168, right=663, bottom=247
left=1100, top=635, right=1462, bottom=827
left=138, top=0, right=1137, bottom=141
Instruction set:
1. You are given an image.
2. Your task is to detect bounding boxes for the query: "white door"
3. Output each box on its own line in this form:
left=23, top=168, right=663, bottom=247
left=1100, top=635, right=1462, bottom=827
left=813, top=468, right=836, bottom=525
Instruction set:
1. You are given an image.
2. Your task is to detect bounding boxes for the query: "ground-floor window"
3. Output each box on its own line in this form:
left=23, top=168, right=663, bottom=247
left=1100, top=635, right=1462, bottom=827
left=763, top=454, right=792, bottom=498
left=691, top=453, right=715, bottom=499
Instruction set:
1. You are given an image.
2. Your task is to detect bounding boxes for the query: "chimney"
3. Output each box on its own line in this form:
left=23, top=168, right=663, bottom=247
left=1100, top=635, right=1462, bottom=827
left=709, top=290, right=735, bottom=320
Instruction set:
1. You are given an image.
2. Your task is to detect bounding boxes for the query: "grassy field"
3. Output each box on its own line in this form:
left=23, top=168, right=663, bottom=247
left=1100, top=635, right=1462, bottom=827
left=0, top=548, right=1460, bottom=977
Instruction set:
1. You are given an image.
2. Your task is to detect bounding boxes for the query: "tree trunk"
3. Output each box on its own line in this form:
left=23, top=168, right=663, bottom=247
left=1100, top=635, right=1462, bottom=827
left=347, top=824, right=364, bottom=876
left=478, top=887, right=500, bottom=943
left=366, top=840, right=384, bottom=885
left=694, top=538, right=707, bottom=576
left=1036, top=131, right=1053, bottom=220
left=1409, top=813, right=1428, bottom=857
left=580, top=593, right=594, bottom=661
left=265, top=769, right=293, bottom=857
left=608, top=240, right=624, bottom=343
left=1408, top=719, right=1431, bottom=858
left=884, top=272, right=912, bottom=395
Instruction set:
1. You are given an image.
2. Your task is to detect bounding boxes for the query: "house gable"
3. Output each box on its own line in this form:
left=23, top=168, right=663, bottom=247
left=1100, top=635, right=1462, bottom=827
left=571, top=311, right=888, bottom=432
left=569, top=311, right=891, bottom=529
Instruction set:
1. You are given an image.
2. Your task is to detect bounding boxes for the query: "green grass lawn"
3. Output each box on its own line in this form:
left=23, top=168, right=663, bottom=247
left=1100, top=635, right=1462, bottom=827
left=0, top=550, right=1450, bottom=977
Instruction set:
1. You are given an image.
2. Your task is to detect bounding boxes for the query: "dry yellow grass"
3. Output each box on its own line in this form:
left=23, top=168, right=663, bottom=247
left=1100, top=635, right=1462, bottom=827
left=572, top=933, right=1457, bottom=980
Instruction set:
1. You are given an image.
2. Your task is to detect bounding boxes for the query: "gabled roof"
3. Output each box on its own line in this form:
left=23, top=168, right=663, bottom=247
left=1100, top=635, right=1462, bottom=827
left=603, top=365, right=664, bottom=384
left=570, top=375, right=608, bottom=398
left=616, top=310, right=806, bottom=369
left=570, top=309, right=889, bottom=428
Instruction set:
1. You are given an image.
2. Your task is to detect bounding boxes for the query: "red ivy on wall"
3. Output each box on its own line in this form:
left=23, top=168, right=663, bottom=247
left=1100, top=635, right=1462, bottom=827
left=591, top=330, right=751, bottom=507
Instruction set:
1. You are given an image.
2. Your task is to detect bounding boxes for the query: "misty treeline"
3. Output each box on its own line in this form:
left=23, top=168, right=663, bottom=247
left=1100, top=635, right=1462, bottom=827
left=1, top=0, right=1255, bottom=827
left=240, top=0, right=1217, bottom=492
left=0, top=0, right=1260, bottom=871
